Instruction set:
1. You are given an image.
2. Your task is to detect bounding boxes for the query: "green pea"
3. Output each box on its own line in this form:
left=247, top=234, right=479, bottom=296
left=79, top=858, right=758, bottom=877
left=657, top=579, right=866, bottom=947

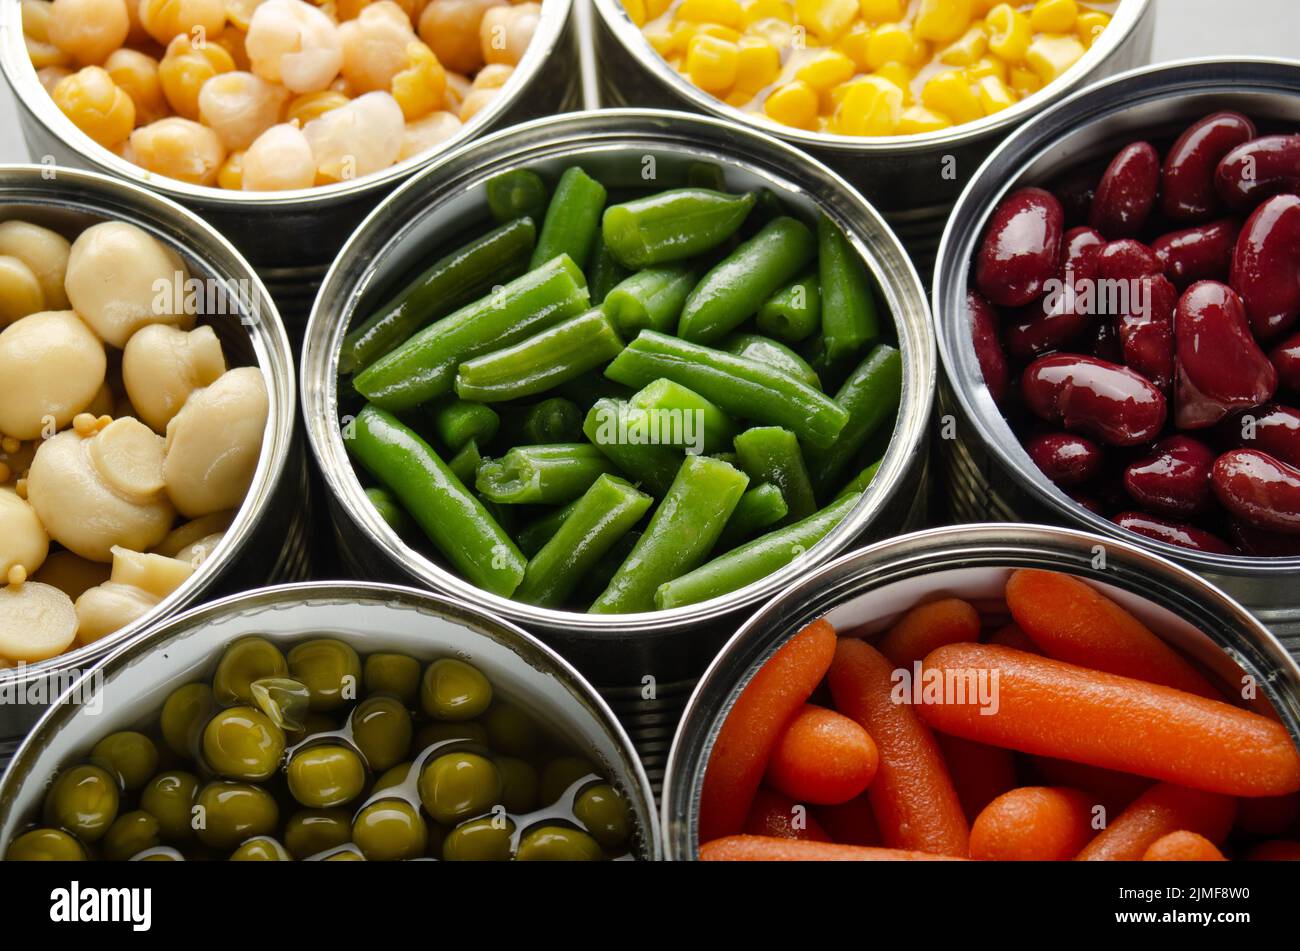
left=230, top=836, right=292, bottom=860
left=249, top=677, right=311, bottom=732
left=288, top=639, right=362, bottom=712
left=482, top=702, right=540, bottom=758
left=194, top=781, right=279, bottom=851
left=44, top=764, right=118, bottom=843
left=135, top=848, right=184, bottom=861
left=101, top=810, right=162, bottom=861
left=350, top=695, right=413, bottom=772
left=201, top=706, right=286, bottom=781
left=363, top=652, right=421, bottom=705
left=539, top=756, right=598, bottom=805
left=286, top=744, right=367, bottom=808
left=352, top=799, right=427, bottom=861
left=413, top=721, right=487, bottom=753
left=420, top=658, right=492, bottom=721
left=140, top=770, right=199, bottom=841
left=284, top=808, right=352, bottom=859
left=90, top=731, right=159, bottom=792
left=5, top=828, right=86, bottom=861
left=574, top=783, right=630, bottom=848
left=160, top=682, right=216, bottom=758
left=212, top=636, right=288, bottom=706
left=322, top=846, right=365, bottom=861
left=496, top=756, right=539, bottom=813
left=515, top=825, right=603, bottom=861
left=417, top=752, right=502, bottom=825
left=443, top=816, right=515, bottom=861
left=373, top=761, right=413, bottom=792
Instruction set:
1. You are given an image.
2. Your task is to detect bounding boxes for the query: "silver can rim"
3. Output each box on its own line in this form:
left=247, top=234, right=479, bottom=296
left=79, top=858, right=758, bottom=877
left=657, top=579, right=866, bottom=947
left=933, top=55, right=1300, bottom=572
left=300, top=106, right=936, bottom=638
left=0, top=162, right=298, bottom=685
left=660, top=521, right=1300, bottom=860
left=0, top=0, right=574, bottom=208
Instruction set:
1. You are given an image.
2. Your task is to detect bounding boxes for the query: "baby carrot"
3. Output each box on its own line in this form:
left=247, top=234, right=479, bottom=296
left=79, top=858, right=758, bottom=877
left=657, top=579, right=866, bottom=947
left=699, top=835, right=966, bottom=861
left=1142, top=830, right=1227, bottom=861
left=970, top=786, right=1098, bottom=861
left=986, top=622, right=1041, bottom=654
left=1246, top=840, right=1300, bottom=861
left=1006, top=569, right=1218, bottom=698
left=698, top=619, right=838, bottom=842
left=877, top=598, right=981, bottom=669
left=812, top=795, right=880, bottom=846
left=1031, top=756, right=1152, bottom=815
left=742, top=788, right=831, bottom=841
left=764, top=704, right=878, bottom=805
left=1077, top=783, right=1236, bottom=861
left=919, top=643, right=1300, bottom=798
left=937, top=734, right=1017, bottom=821
left=827, top=638, right=970, bottom=856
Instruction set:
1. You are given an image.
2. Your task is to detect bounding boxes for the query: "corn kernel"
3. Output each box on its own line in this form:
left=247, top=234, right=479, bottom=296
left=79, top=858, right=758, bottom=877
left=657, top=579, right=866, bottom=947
left=971, top=0, right=999, bottom=12
left=864, top=23, right=914, bottom=69
left=872, top=62, right=912, bottom=102
left=286, top=89, right=350, bottom=125
left=743, top=0, right=795, bottom=24
left=678, top=0, right=745, bottom=28
left=986, top=4, right=1031, bottom=62
left=624, top=0, right=648, bottom=26
left=217, top=149, right=244, bottom=189
left=696, top=22, right=743, bottom=41
left=763, top=79, right=819, bottom=128
left=1026, top=33, right=1084, bottom=84
left=749, top=16, right=795, bottom=51
left=921, top=68, right=981, bottom=123
left=1009, top=64, right=1041, bottom=95
left=832, top=74, right=902, bottom=135
left=725, top=90, right=752, bottom=107
left=734, top=36, right=780, bottom=93
left=1030, top=0, right=1078, bottom=33
left=686, top=34, right=740, bottom=92
left=795, top=0, right=858, bottom=41
left=158, top=35, right=235, bottom=120
left=392, top=41, right=446, bottom=120
left=858, top=0, right=904, bottom=22
left=647, top=0, right=675, bottom=18
left=914, top=0, right=971, bottom=44
left=974, top=73, right=1014, bottom=113
left=897, top=104, right=952, bottom=133
left=645, top=28, right=675, bottom=56
left=52, top=66, right=136, bottom=148
left=1076, top=10, right=1109, bottom=47
left=937, top=24, right=986, bottom=66
left=836, top=27, right=871, bottom=69
left=795, top=48, right=855, bottom=90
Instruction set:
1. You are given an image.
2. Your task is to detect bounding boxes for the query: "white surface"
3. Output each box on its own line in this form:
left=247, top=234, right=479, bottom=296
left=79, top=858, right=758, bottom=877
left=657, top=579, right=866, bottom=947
left=1, top=0, right=1297, bottom=163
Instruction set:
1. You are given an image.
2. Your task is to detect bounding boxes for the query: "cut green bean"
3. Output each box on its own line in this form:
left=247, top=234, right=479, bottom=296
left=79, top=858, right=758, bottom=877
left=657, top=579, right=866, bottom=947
left=805, top=344, right=902, bottom=496
left=428, top=397, right=499, bottom=452
left=722, top=332, right=821, bottom=389
left=530, top=166, right=606, bottom=270
left=346, top=405, right=525, bottom=596
left=365, top=486, right=412, bottom=536
left=756, top=271, right=821, bottom=343
left=818, top=214, right=880, bottom=362
left=514, top=475, right=653, bottom=607
left=475, top=443, right=617, bottom=505
left=837, top=458, right=882, bottom=499
left=715, top=482, right=787, bottom=552
left=486, top=169, right=548, bottom=224
left=627, top=378, right=736, bottom=456
left=733, top=426, right=817, bottom=523
left=339, top=217, right=536, bottom=375
left=586, top=234, right=630, bottom=306
left=582, top=398, right=683, bottom=497
left=448, top=438, right=482, bottom=485
left=589, top=455, right=749, bottom=613
left=575, top=531, right=639, bottom=606
left=555, top=370, right=631, bottom=408
left=515, top=499, right=579, bottom=557
left=604, top=331, right=849, bottom=448
left=685, top=161, right=726, bottom=191
left=454, top=308, right=625, bottom=402
left=654, top=492, right=861, bottom=609
left=676, top=216, right=815, bottom=344
left=602, top=188, right=755, bottom=269
left=353, top=255, right=590, bottom=411
left=503, top=397, right=584, bottom=445
left=601, top=264, right=696, bottom=337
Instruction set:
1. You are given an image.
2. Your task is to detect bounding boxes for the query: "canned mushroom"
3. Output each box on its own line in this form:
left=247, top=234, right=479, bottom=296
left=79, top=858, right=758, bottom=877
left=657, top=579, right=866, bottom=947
left=0, top=582, right=660, bottom=861
left=662, top=525, right=1300, bottom=861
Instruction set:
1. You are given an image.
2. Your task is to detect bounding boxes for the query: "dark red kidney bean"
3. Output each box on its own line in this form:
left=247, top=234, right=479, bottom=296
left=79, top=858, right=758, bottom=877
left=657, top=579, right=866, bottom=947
left=1054, top=168, right=1100, bottom=226
left=1215, top=134, right=1300, bottom=210
left=1151, top=218, right=1240, bottom=288
left=1114, top=511, right=1236, bottom=554
left=1212, top=448, right=1300, bottom=534
left=1070, top=493, right=1106, bottom=515
left=1174, top=280, right=1277, bottom=429
left=1270, top=332, right=1300, bottom=392
left=1122, top=434, right=1215, bottom=518
left=976, top=187, right=1065, bottom=307
left=1118, top=274, right=1177, bottom=390
left=1161, top=111, right=1256, bottom=221
left=1230, top=193, right=1300, bottom=341
left=1089, top=142, right=1160, bottom=238
left=1095, top=239, right=1162, bottom=283
left=1005, top=227, right=1104, bottom=358
left=967, top=289, right=1008, bottom=405
left=1232, top=403, right=1300, bottom=468
left=1228, top=518, right=1300, bottom=556
left=1021, top=353, right=1167, bottom=446
left=1024, top=431, right=1105, bottom=487
left=1091, top=317, right=1123, bottom=362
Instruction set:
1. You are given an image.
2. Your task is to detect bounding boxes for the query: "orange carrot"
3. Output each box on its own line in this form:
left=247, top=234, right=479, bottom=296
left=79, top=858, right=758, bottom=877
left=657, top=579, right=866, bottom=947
left=827, top=638, right=970, bottom=856
left=1246, top=840, right=1300, bottom=861
left=698, top=618, right=838, bottom=841
left=699, top=835, right=967, bottom=861
left=877, top=598, right=981, bottom=669
left=1076, top=783, right=1236, bottom=861
left=1236, top=793, right=1300, bottom=836
left=937, top=733, right=1017, bottom=821
left=918, top=643, right=1300, bottom=798
left=764, top=703, right=878, bottom=805
left=1032, top=756, right=1152, bottom=815
left=742, top=788, right=831, bottom=841
left=813, top=795, right=880, bottom=846
left=1006, top=569, right=1218, bottom=698
left=986, top=622, right=1041, bottom=654
left=970, top=786, right=1097, bottom=861
left=1142, top=830, right=1227, bottom=861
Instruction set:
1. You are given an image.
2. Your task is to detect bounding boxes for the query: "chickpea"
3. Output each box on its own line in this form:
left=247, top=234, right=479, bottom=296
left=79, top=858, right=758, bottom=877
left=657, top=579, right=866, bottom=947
left=338, top=1, right=417, bottom=94
left=246, top=0, right=343, bottom=94
left=129, top=117, right=228, bottom=186
left=0, top=310, right=106, bottom=441
left=242, top=123, right=317, bottom=190
left=457, top=85, right=497, bottom=122
left=104, top=48, right=169, bottom=126
left=0, top=256, right=45, bottom=327
left=301, top=91, right=403, bottom=182
left=139, top=0, right=228, bottom=46
left=479, top=1, right=537, bottom=68
left=52, top=66, right=136, bottom=149
left=285, top=89, right=349, bottom=125
left=158, top=34, right=236, bottom=120
left=471, top=61, right=512, bottom=90
left=396, top=110, right=460, bottom=161
left=418, top=0, right=505, bottom=75
left=65, top=221, right=195, bottom=349
left=163, top=366, right=268, bottom=517
left=33, top=550, right=112, bottom=601
left=22, top=0, right=74, bottom=70
left=215, top=25, right=252, bottom=69
left=0, top=487, right=49, bottom=583
left=391, top=41, right=445, bottom=120
left=47, top=0, right=130, bottom=66
left=37, top=65, right=74, bottom=95
left=74, top=546, right=194, bottom=644
left=442, top=70, right=471, bottom=112
left=0, top=221, right=71, bottom=309
left=122, top=324, right=227, bottom=433
left=124, top=0, right=151, bottom=45
left=217, top=149, right=245, bottom=189
left=198, top=70, right=290, bottom=150
left=224, top=0, right=262, bottom=30
left=0, top=582, right=78, bottom=663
